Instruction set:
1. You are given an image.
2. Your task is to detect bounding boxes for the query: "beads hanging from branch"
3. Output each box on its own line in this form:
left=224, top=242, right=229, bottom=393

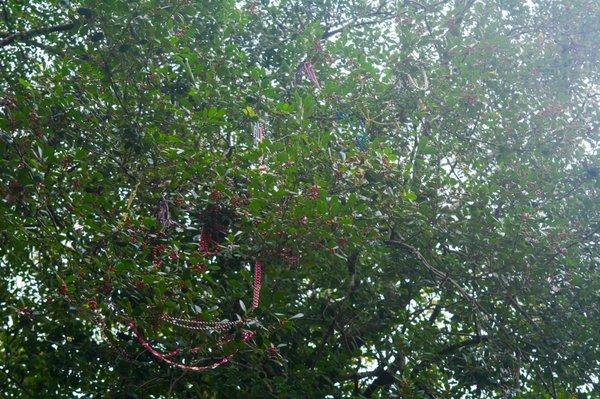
left=252, top=261, right=262, bottom=310
left=303, top=61, right=320, bottom=89
left=199, top=226, right=220, bottom=256
left=252, top=121, right=265, bottom=146
left=160, top=316, right=243, bottom=331
left=128, top=321, right=234, bottom=372
left=336, top=110, right=369, bottom=150
left=125, top=260, right=264, bottom=372
left=156, top=198, right=175, bottom=228
left=294, top=60, right=321, bottom=89
left=251, top=120, right=268, bottom=172
left=355, top=118, right=369, bottom=150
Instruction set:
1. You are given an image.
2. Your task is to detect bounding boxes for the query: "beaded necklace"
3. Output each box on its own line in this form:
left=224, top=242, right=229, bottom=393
left=125, top=261, right=263, bottom=372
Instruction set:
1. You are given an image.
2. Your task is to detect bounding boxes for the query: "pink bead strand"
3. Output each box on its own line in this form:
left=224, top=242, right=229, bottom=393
left=252, top=261, right=263, bottom=310
left=129, top=322, right=231, bottom=372
left=128, top=259, right=264, bottom=372
left=303, top=61, right=320, bottom=89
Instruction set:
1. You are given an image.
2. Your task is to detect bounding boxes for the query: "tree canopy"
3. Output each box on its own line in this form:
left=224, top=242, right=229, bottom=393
left=1, top=0, right=599, bottom=397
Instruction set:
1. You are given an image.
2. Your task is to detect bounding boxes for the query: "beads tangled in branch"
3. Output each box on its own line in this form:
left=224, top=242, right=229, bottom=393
left=126, top=260, right=264, bottom=372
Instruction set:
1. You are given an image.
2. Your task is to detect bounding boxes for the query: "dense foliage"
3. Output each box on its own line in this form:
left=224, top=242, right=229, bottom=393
left=1, top=0, right=599, bottom=397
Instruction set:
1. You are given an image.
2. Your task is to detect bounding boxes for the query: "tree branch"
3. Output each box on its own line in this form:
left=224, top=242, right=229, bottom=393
left=363, top=353, right=405, bottom=398
left=386, top=237, right=487, bottom=318
left=309, top=250, right=360, bottom=367
left=0, top=20, right=79, bottom=48
left=410, top=336, right=489, bottom=379
left=322, top=4, right=395, bottom=39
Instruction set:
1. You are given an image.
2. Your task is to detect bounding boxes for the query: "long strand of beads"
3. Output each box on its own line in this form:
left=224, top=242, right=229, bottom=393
left=303, top=61, right=320, bottom=88
left=252, top=261, right=263, bottom=309
left=161, top=316, right=242, bottom=331
left=129, top=322, right=231, bottom=372
left=252, top=121, right=265, bottom=145
left=129, top=259, right=263, bottom=372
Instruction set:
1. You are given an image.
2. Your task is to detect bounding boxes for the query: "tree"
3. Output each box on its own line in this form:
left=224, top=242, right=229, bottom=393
left=1, top=0, right=599, bottom=397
